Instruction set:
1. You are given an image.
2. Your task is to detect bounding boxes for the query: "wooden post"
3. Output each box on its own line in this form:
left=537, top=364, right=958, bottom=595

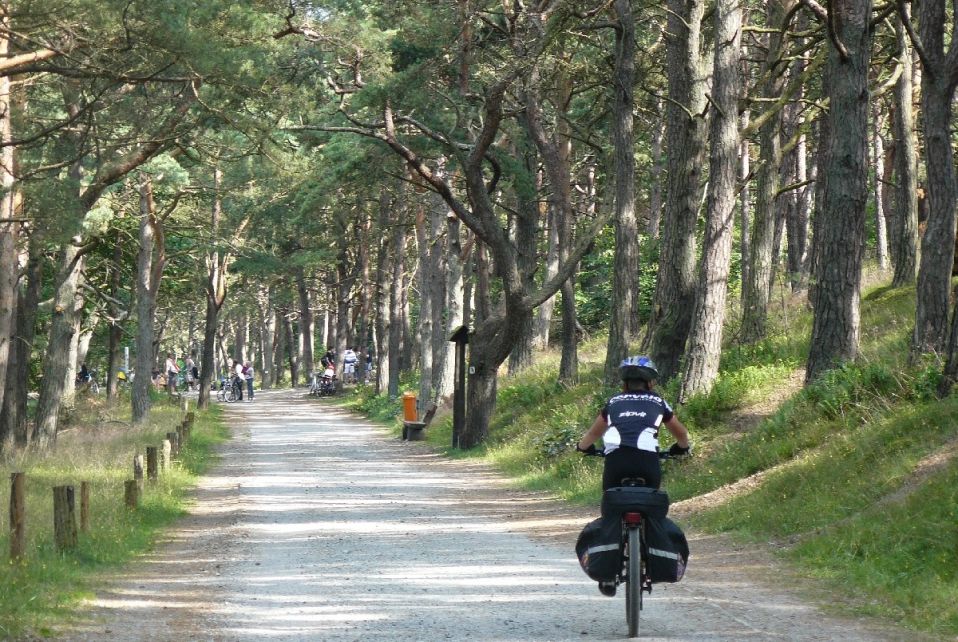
left=80, top=481, right=90, bottom=533
left=181, top=397, right=189, bottom=413
left=167, top=431, right=179, bottom=458
left=53, top=485, right=78, bottom=551
left=146, top=447, right=158, bottom=482
left=133, top=454, right=144, bottom=491
left=448, top=325, right=469, bottom=449
left=161, top=439, right=172, bottom=471
left=185, top=411, right=195, bottom=427
left=124, top=480, right=139, bottom=509
left=9, top=472, right=25, bottom=560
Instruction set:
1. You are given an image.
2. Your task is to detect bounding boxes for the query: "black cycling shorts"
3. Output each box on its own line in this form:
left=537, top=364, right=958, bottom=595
left=602, top=446, right=661, bottom=491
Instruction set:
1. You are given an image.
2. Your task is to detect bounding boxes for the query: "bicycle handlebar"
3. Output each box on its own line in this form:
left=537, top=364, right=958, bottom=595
left=577, top=446, right=688, bottom=460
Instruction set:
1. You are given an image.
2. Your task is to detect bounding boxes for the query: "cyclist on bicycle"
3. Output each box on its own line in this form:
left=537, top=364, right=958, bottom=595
left=576, top=356, right=690, bottom=491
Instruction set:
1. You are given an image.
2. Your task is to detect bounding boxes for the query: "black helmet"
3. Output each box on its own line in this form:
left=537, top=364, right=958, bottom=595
left=619, top=355, right=659, bottom=382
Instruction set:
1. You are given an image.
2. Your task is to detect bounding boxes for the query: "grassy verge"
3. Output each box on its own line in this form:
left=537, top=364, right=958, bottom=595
left=343, top=280, right=957, bottom=635
left=0, top=396, right=228, bottom=638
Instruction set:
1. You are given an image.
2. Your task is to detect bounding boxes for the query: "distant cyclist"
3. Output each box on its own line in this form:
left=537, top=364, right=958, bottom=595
left=576, top=356, right=690, bottom=491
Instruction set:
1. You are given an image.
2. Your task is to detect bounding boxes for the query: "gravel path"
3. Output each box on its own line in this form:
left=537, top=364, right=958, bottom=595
left=67, top=388, right=917, bottom=641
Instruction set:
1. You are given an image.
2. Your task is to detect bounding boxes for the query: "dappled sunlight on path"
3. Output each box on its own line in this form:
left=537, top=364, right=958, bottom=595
left=67, top=389, right=909, bottom=641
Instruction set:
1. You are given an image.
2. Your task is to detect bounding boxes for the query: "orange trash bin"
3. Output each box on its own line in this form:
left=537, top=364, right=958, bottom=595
left=402, top=392, right=418, bottom=422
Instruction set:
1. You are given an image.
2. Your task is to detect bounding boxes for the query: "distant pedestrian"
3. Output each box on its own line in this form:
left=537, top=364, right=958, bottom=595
left=243, top=361, right=254, bottom=401
left=185, top=351, right=197, bottom=391
left=233, top=358, right=245, bottom=401
left=165, top=353, right=180, bottom=394
left=343, top=347, right=358, bottom=384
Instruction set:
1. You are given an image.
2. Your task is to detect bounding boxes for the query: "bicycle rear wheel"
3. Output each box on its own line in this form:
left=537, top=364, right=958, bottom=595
left=625, top=525, right=642, bottom=637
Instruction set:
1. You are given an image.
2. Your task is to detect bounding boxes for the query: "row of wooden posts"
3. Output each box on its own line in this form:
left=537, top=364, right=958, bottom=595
left=8, top=410, right=196, bottom=559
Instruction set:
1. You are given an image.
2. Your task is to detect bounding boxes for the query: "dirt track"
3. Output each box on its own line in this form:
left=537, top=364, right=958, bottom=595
left=65, top=388, right=919, bottom=641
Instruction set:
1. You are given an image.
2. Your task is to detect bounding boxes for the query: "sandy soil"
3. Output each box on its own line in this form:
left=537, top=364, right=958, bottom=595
left=62, top=388, right=922, bottom=641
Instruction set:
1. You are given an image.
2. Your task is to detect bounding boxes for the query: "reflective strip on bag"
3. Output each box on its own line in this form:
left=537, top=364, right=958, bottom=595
left=587, top=544, right=620, bottom=554
left=648, top=547, right=681, bottom=560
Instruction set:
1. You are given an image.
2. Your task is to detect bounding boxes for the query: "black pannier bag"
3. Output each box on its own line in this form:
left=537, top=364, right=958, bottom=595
left=575, top=517, right=621, bottom=582
left=644, top=516, right=689, bottom=583
left=601, top=486, right=670, bottom=520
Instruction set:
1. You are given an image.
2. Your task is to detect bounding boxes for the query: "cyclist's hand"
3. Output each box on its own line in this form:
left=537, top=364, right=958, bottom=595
left=668, top=442, right=691, bottom=458
left=576, top=443, right=598, bottom=455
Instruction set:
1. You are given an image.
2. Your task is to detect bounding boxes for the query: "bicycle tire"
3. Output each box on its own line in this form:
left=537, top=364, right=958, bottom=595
left=626, top=525, right=641, bottom=638
left=90, top=381, right=100, bottom=394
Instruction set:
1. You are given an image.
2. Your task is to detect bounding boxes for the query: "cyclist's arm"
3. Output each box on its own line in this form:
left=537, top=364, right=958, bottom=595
left=577, top=413, right=608, bottom=451
left=664, top=415, right=690, bottom=448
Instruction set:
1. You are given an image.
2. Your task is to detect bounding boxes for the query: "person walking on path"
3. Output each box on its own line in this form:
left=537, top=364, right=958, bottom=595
left=233, top=358, right=245, bottom=401
left=185, top=352, right=197, bottom=392
left=243, top=361, right=254, bottom=401
left=165, top=353, right=180, bottom=394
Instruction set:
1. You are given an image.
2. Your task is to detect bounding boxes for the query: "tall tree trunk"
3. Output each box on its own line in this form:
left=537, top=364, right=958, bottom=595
left=106, top=232, right=124, bottom=400
left=198, top=168, right=229, bottom=409
left=648, top=98, right=666, bottom=239
left=295, top=268, right=314, bottom=380
left=645, top=0, right=708, bottom=380
left=436, top=214, right=464, bottom=400
left=284, top=315, right=299, bottom=386
left=33, top=242, right=83, bottom=447
left=133, top=175, right=165, bottom=424
left=742, top=0, right=789, bottom=342
left=414, top=205, right=435, bottom=408
left=533, top=206, right=558, bottom=350
left=788, top=128, right=812, bottom=292
left=524, top=70, right=579, bottom=382
left=259, top=288, right=275, bottom=389
left=910, top=0, right=958, bottom=354
left=0, top=238, right=39, bottom=450
left=891, top=20, right=919, bottom=287
left=272, top=307, right=286, bottom=386
left=335, top=225, right=351, bottom=387
left=0, top=48, right=17, bottom=418
left=872, top=107, right=890, bottom=270
left=388, top=218, right=406, bottom=398
left=739, top=118, right=752, bottom=305
left=605, top=0, right=639, bottom=385
left=680, top=0, right=741, bottom=401
left=807, top=111, right=830, bottom=308
left=783, top=45, right=811, bottom=293
left=508, top=139, right=538, bottom=375
left=806, top=0, right=873, bottom=382
left=375, top=184, right=394, bottom=395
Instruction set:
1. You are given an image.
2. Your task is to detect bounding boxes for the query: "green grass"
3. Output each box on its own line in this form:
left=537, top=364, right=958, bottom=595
left=0, top=397, right=228, bottom=638
left=791, top=460, right=958, bottom=636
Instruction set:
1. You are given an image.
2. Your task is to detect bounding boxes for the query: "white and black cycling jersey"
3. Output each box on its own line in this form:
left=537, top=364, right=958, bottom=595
left=601, top=391, right=674, bottom=455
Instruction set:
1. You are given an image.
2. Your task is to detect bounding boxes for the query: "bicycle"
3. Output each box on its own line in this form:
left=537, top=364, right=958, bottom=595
left=215, top=377, right=240, bottom=403
left=582, top=448, right=682, bottom=638
left=308, top=372, right=321, bottom=396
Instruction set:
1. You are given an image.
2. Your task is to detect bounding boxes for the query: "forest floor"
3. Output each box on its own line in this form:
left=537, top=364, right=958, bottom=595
left=61, top=387, right=926, bottom=641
